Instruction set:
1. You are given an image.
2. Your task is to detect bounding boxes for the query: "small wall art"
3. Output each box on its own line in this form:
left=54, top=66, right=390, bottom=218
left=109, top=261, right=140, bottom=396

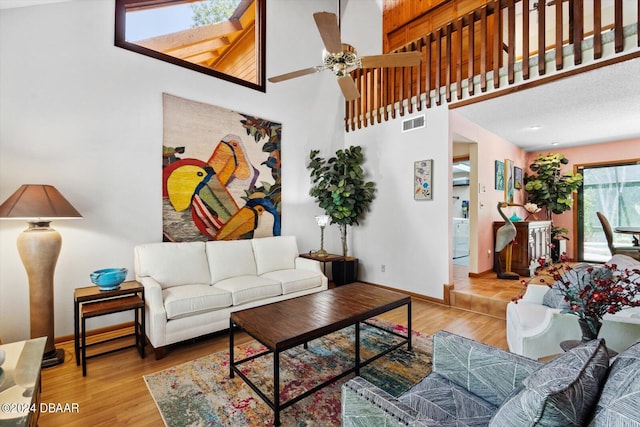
left=514, top=166, right=523, bottom=190
left=414, top=159, right=433, bottom=200
left=495, top=160, right=504, bottom=190
left=504, top=159, right=515, bottom=203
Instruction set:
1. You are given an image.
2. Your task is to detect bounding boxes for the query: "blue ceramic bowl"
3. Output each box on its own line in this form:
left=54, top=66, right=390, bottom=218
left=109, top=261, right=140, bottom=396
left=90, top=268, right=127, bottom=290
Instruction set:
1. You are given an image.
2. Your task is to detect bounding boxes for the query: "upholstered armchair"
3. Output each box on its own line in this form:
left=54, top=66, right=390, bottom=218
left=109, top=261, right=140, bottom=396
left=506, top=254, right=640, bottom=359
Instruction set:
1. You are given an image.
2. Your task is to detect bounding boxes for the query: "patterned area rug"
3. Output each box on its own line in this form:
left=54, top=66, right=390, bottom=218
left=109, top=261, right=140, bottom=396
left=144, top=318, right=432, bottom=426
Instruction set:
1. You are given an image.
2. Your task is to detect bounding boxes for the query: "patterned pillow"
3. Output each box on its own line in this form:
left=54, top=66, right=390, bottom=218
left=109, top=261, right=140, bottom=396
left=542, top=264, right=612, bottom=309
left=588, top=340, right=640, bottom=426
left=490, top=339, right=610, bottom=427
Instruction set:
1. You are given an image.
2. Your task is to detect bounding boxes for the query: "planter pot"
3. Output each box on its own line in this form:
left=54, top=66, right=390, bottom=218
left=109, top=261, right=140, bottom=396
left=550, top=238, right=567, bottom=262
left=578, top=318, right=602, bottom=342
left=332, top=258, right=358, bottom=286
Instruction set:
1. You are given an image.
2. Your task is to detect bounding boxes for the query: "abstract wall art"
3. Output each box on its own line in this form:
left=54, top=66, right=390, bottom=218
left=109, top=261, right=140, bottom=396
left=414, top=159, right=433, bottom=200
left=514, top=166, right=523, bottom=190
left=504, top=159, right=515, bottom=203
left=162, top=93, right=281, bottom=242
left=495, top=160, right=504, bottom=191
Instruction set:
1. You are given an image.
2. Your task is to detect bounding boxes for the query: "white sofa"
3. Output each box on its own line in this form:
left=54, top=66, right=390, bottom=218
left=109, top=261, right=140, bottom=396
left=506, top=254, right=640, bottom=359
left=134, top=236, right=328, bottom=358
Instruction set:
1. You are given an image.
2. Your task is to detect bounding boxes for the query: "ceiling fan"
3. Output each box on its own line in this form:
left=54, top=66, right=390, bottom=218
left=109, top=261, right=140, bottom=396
left=268, top=12, right=422, bottom=101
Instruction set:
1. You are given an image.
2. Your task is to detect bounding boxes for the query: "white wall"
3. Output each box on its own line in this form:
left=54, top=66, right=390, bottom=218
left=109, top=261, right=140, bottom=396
left=0, top=0, right=344, bottom=342
left=344, top=106, right=452, bottom=298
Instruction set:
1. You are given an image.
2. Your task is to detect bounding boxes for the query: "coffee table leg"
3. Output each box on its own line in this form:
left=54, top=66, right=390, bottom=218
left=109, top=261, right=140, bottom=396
left=229, top=318, right=235, bottom=378
left=274, top=349, right=280, bottom=426
left=407, top=300, right=412, bottom=351
left=355, top=322, right=361, bottom=376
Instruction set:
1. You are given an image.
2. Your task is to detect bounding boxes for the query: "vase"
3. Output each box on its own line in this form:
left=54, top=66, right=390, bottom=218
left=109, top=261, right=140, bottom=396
left=578, top=318, right=602, bottom=342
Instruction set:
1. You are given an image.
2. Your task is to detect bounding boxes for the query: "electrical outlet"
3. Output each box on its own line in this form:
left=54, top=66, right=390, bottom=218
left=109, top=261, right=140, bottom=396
left=381, top=264, right=386, bottom=272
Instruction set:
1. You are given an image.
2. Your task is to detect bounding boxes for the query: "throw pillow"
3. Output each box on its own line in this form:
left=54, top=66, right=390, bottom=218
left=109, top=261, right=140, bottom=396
left=542, top=264, right=612, bottom=309
left=490, top=339, right=610, bottom=427
left=588, top=339, right=640, bottom=426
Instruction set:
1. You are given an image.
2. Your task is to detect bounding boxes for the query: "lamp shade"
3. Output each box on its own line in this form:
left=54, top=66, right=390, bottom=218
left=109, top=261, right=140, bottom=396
left=0, top=185, right=82, bottom=221
left=315, top=215, right=330, bottom=227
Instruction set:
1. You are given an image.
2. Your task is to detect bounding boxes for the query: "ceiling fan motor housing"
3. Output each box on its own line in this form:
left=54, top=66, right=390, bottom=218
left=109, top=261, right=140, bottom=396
left=323, top=43, right=359, bottom=76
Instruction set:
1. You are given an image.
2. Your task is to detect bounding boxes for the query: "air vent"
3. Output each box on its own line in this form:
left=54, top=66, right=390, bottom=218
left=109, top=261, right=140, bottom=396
left=402, top=115, right=426, bottom=132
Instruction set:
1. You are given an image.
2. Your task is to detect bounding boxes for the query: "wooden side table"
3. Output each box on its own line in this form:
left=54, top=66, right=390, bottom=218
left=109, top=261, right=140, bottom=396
left=299, top=252, right=344, bottom=275
left=74, top=280, right=145, bottom=376
left=0, top=337, right=46, bottom=426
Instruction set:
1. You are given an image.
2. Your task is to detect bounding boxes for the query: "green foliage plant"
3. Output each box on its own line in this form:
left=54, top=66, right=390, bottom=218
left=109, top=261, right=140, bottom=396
left=191, top=0, right=241, bottom=27
left=307, top=146, right=376, bottom=258
left=524, top=153, right=583, bottom=239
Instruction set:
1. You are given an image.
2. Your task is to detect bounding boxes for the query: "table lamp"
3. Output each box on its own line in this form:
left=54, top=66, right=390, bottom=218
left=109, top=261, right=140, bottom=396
left=315, top=215, right=330, bottom=257
left=0, top=185, right=82, bottom=367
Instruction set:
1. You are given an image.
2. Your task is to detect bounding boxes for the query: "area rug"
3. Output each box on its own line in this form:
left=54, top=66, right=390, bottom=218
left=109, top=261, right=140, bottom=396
left=144, top=318, right=432, bottom=427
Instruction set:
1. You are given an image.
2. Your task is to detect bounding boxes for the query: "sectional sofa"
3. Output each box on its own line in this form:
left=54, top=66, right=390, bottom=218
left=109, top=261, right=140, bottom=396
left=134, top=235, right=328, bottom=358
left=342, top=331, right=640, bottom=426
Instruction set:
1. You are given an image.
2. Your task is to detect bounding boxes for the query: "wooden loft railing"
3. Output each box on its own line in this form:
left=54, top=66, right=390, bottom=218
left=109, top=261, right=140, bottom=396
left=345, top=0, right=640, bottom=132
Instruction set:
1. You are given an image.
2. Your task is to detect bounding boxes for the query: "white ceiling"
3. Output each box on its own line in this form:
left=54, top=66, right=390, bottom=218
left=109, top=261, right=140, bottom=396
left=453, top=56, right=640, bottom=152
left=3, top=0, right=639, bottom=153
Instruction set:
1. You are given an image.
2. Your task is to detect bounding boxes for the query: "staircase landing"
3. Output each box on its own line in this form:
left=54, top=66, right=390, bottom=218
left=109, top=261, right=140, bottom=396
left=449, top=265, right=524, bottom=320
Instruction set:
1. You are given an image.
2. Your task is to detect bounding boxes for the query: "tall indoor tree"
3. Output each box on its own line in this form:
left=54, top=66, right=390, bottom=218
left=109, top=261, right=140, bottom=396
left=307, top=145, right=376, bottom=260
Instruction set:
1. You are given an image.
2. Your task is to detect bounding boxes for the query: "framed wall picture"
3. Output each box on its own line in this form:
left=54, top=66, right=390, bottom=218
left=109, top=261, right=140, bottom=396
left=495, top=160, right=504, bottom=190
left=514, top=166, right=523, bottom=190
left=414, top=159, right=433, bottom=200
left=504, top=159, right=515, bottom=203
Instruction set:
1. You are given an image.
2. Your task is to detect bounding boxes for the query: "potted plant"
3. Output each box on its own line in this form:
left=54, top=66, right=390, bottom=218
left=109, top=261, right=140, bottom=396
left=524, top=153, right=583, bottom=260
left=307, top=145, right=376, bottom=285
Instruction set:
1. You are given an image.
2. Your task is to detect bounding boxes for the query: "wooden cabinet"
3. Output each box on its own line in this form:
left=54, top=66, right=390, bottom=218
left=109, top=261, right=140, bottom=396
left=493, top=220, right=551, bottom=277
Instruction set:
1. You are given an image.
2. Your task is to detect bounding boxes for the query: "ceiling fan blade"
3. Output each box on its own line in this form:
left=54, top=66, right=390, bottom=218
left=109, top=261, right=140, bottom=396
left=337, top=75, right=360, bottom=101
left=360, top=51, right=422, bottom=68
left=268, top=66, right=323, bottom=83
left=313, top=12, right=343, bottom=53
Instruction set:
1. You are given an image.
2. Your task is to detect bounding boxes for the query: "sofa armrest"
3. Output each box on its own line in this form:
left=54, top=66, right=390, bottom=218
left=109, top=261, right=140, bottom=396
left=433, top=331, right=542, bottom=406
left=342, top=377, right=416, bottom=426
left=520, top=284, right=550, bottom=305
left=295, top=256, right=322, bottom=273
left=138, top=276, right=168, bottom=346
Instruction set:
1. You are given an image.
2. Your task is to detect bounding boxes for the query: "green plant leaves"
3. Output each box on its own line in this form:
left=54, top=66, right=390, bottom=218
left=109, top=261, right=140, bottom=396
left=306, top=145, right=377, bottom=256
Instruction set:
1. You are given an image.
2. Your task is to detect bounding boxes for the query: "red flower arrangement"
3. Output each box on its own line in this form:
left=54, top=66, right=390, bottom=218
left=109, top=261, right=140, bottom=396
left=516, top=254, right=640, bottom=339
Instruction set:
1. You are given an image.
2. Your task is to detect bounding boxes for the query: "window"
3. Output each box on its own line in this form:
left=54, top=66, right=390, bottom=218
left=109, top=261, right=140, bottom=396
left=115, top=0, right=265, bottom=92
left=577, top=161, right=640, bottom=262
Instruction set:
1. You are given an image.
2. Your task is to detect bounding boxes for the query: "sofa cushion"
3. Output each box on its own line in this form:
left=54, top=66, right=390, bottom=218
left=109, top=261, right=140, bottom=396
left=588, top=340, right=640, bottom=426
left=162, top=284, right=232, bottom=320
left=251, top=236, right=298, bottom=275
left=399, top=372, right=497, bottom=426
left=433, top=331, right=541, bottom=407
left=205, top=240, right=257, bottom=284
left=213, top=275, right=282, bottom=306
left=490, top=339, right=610, bottom=426
left=135, top=242, right=210, bottom=288
left=261, top=269, right=323, bottom=294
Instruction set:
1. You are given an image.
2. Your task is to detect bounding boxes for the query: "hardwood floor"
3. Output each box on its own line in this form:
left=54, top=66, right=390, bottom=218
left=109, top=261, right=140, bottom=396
left=38, top=284, right=510, bottom=426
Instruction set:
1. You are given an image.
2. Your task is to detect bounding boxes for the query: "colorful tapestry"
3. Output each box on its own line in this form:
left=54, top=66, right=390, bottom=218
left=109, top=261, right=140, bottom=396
left=162, top=93, right=281, bottom=242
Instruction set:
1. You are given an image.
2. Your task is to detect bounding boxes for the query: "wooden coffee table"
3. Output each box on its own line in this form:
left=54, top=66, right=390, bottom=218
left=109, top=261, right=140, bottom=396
left=229, top=282, right=412, bottom=426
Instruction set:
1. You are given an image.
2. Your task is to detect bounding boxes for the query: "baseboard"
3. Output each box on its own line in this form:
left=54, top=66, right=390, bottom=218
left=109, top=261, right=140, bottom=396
left=359, top=280, right=447, bottom=306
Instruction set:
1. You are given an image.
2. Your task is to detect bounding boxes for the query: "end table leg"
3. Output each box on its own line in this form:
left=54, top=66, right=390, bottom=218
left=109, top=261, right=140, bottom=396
left=81, top=316, right=87, bottom=376
left=74, top=301, right=80, bottom=366
left=229, top=318, right=235, bottom=378
left=407, top=300, right=412, bottom=351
